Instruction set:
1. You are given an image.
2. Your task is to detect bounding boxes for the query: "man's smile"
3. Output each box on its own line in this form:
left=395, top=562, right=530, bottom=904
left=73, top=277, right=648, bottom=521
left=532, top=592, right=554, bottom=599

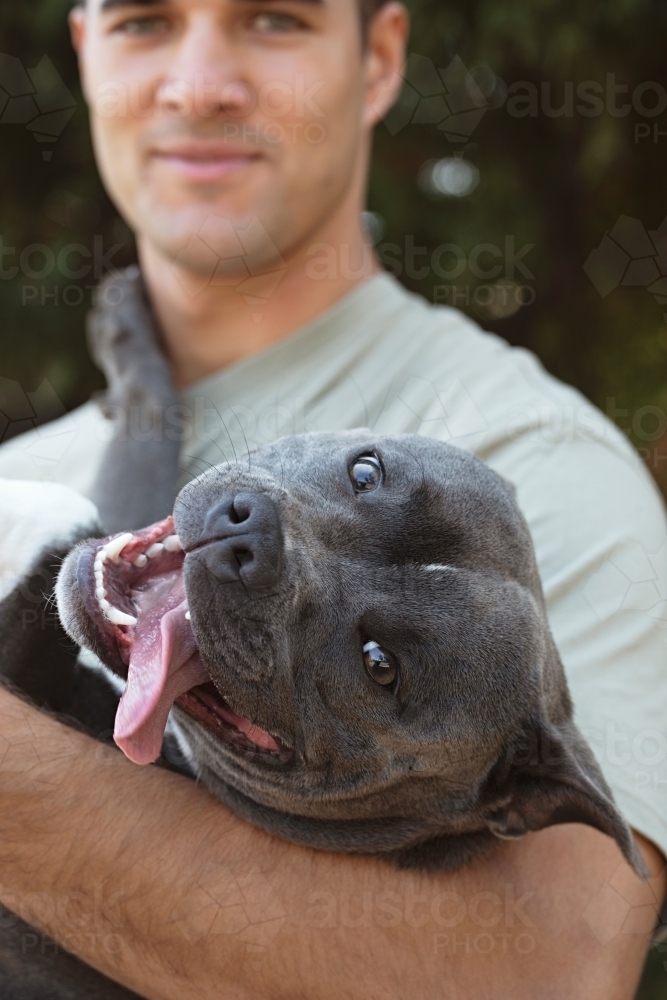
left=149, top=140, right=264, bottom=181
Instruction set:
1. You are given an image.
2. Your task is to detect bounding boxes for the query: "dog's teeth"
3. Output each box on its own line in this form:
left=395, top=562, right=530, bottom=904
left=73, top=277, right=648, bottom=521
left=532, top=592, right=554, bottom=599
left=133, top=554, right=148, bottom=568
left=164, top=534, right=182, bottom=552
left=146, top=543, right=164, bottom=559
left=99, top=597, right=110, bottom=612
left=104, top=532, right=134, bottom=563
left=96, top=585, right=106, bottom=600
left=105, top=605, right=138, bottom=627
left=185, top=610, right=191, bottom=621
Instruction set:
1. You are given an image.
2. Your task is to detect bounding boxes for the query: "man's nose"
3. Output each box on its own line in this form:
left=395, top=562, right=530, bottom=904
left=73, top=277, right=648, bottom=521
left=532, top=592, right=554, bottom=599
left=155, top=16, right=253, bottom=118
left=188, top=492, right=284, bottom=596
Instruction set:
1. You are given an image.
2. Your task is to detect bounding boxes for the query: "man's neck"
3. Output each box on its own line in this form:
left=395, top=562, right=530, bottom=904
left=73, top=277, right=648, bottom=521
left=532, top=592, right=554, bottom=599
left=138, top=206, right=380, bottom=389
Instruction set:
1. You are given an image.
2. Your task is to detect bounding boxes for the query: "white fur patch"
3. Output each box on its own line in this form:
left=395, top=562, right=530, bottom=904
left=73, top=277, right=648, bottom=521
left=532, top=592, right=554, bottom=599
left=423, top=563, right=457, bottom=573
left=0, top=479, right=99, bottom=602
left=77, top=647, right=126, bottom=695
left=168, top=717, right=198, bottom=770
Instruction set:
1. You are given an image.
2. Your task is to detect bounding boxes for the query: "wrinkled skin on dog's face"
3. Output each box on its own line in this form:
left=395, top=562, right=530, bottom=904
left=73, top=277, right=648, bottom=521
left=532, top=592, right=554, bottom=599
left=57, top=432, right=645, bottom=874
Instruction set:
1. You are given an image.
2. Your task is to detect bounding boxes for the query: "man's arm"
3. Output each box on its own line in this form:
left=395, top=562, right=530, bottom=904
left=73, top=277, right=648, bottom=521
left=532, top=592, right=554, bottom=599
left=0, top=686, right=663, bottom=1000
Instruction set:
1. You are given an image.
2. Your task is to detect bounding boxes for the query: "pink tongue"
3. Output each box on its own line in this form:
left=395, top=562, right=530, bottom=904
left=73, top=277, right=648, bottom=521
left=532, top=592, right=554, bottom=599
left=113, top=573, right=282, bottom=763
left=114, top=602, right=209, bottom=765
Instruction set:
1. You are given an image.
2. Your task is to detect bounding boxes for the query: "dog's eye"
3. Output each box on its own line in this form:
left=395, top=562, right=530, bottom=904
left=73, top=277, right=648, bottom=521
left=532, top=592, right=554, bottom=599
left=349, top=455, right=382, bottom=493
left=363, top=641, right=397, bottom=686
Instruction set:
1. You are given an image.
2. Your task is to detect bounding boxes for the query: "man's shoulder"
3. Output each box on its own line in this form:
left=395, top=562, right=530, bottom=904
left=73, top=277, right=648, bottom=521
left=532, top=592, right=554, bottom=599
left=0, top=401, right=108, bottom=495
left=371, top=278, right=636, bottom=469
left=370, top=276, right=584, bottom=413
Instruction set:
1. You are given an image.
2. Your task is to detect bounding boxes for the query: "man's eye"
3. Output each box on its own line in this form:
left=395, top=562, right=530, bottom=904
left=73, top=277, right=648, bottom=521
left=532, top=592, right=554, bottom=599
left=349, top=455, right=382, bottom=493
left=251, top=11, right=305, bottom=33
left=363, top=642, right=398, bottom=687
left=114, top=16, right=171, bottom=37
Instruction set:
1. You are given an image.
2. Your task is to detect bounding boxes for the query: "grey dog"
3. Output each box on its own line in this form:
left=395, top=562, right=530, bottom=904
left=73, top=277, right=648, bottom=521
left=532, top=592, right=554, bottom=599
left=0, top=274, right=646, bottom=997
left=0, top=430, right=646, bottom=999
left=56, top=429, right=643, bottom=874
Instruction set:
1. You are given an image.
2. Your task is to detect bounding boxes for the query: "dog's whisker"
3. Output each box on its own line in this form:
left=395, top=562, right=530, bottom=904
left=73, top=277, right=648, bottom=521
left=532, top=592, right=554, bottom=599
left=208, top=401, right=240, bottom=468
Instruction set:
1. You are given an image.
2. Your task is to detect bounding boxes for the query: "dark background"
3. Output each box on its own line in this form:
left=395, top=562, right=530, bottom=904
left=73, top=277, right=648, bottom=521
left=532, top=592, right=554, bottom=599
left=1, top=1, right=666, bottom=993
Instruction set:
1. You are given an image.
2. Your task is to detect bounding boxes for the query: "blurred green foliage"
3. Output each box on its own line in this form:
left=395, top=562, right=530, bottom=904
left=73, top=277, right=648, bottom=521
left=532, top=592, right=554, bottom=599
left=0, top=2, right=666, bottom=994
left=0, top=0, right=131, bottom=425
left=636, top=944, right=667, bottom=999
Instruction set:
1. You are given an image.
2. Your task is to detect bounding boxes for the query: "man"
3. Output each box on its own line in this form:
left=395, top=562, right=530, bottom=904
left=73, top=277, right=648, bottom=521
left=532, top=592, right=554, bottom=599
left=0, top=0, right=666, bottom=997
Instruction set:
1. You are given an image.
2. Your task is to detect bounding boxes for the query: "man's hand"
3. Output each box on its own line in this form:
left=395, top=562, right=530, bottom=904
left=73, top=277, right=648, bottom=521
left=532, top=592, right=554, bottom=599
left=0, top=686, right=664, bottom=1000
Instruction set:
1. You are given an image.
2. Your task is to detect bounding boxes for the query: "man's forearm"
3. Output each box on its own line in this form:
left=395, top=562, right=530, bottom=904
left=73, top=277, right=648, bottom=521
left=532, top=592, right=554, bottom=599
left=0, top=687, right=663, bottom=1000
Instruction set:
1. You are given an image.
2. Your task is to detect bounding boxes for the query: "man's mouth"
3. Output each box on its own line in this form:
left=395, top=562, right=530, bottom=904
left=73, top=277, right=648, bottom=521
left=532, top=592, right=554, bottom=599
left=150, top=142, right=263, bottom=182
left=81, top=516, right=287, bottom=766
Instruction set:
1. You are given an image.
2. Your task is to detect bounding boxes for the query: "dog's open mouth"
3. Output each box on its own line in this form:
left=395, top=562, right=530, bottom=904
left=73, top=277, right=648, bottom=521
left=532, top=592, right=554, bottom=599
left=81, top=516, right=288, bottom=766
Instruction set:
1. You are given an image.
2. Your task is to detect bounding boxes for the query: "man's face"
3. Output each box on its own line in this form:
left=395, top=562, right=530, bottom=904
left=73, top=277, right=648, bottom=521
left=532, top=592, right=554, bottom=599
left=72, top=0, right=399, bottom=272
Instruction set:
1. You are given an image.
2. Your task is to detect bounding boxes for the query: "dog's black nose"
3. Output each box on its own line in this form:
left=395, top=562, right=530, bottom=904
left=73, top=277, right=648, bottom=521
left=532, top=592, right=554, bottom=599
left=189, top=492, right=284, bottom=596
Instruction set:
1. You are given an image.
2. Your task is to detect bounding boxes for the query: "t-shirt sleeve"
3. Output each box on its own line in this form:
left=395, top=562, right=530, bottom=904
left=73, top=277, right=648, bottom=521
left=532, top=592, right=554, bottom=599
left=502, top=432, right=667, bottom=859
left=0, top=402, right=108, bottom=496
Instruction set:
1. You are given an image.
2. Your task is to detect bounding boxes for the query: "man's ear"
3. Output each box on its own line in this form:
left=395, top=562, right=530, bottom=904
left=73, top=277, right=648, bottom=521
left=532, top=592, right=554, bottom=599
left=69, top=5, right=85, bottom=53
left=363, top=3, right=410, bottom=129
left=69, top=5, right=90, bottom=101
left=482, top=719, right=649, bottom=879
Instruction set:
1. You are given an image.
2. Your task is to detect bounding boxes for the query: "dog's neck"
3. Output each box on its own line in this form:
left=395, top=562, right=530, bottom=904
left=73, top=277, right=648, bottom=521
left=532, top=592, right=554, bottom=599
left=87, top=267, right=182, bottom=534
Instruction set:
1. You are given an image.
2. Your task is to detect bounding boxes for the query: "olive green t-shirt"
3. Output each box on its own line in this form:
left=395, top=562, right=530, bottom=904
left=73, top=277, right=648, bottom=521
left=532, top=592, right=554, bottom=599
left=2, top=272, right=667, bottom=861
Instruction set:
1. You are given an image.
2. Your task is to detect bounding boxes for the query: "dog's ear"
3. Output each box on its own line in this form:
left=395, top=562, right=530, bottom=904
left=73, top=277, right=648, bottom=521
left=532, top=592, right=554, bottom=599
left=483, top=720, right=648, bottom=878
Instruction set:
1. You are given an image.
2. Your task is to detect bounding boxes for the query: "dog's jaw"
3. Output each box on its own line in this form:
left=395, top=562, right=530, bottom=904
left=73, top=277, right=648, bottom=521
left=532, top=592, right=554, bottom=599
left=59, top=517, right=290, bottom=765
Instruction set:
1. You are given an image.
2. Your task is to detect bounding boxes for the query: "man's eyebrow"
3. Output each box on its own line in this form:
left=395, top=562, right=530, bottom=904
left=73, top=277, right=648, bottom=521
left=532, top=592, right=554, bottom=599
left=99, top=0, right=165, bottom=11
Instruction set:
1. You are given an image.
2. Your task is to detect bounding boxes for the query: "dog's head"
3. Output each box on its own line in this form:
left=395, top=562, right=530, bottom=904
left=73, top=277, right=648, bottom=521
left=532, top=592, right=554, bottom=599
left=57, top=431, right=644, bottom=874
